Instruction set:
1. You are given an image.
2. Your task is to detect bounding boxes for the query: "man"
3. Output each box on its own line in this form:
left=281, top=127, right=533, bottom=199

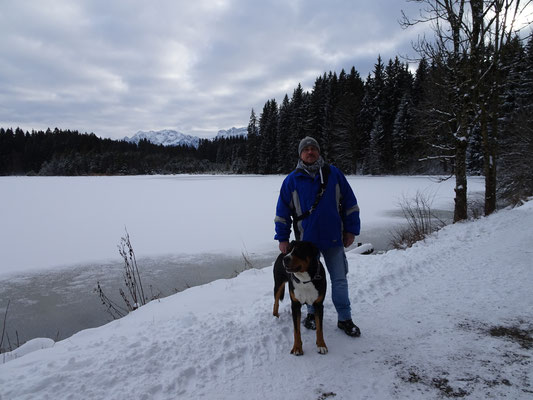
left=274, top=136, right=361, bottom=337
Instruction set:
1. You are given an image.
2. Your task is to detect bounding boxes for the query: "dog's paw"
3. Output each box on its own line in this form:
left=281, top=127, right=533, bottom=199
left=273, top=311, right=279, bottom=318
left=290, top=346, right=304, bottom=356
left=317, top=346, right=328, bottom=355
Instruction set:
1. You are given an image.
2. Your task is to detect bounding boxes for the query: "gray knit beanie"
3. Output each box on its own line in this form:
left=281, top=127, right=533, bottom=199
left=298, top=136, right=320, bottom=156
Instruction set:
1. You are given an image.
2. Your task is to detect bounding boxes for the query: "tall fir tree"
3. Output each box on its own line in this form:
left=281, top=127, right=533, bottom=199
left=288, top=83, right=309, bottom=159
left=357, top=75, right=376, bottom=174
left=277, top=95, right=293, bottom=173
left=329, top=68, right=364, bottom=173
left=245, top=109, right=260, bottom=173
left=498, top=36, right=533, bottom=202
left=392, top=92, right=418, bottom=173
left=258, top=99, right=279, bottom=174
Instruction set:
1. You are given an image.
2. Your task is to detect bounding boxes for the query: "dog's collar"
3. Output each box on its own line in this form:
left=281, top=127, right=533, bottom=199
left=291, top=274, right=312, bottom=284
left=291, top=271, right=322, bottom=284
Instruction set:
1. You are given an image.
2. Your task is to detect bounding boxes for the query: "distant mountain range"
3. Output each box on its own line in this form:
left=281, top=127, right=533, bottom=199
left=124, top=127, right=247, bottom=148
left=123, top=130, right=201, bottom=148
left=215, top=127, right=247, bottom=139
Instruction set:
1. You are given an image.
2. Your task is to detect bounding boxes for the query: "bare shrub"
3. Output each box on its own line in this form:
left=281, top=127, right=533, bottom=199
left=95, top=229, right=156, bottom=319
left=390, top=191, right=446, bottom=249
left=231, top=250, right=258, bottom=278
left=241, top=250, right=256, bottom=271
left=94, top=282, right=129, bottom=319
left=467, top=197, right=485, bottom=220
left=117, top=230, right=146, bottom=310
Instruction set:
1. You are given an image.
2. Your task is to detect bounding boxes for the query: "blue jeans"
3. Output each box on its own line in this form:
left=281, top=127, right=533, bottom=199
left=307, top=246, right=352, bottom=321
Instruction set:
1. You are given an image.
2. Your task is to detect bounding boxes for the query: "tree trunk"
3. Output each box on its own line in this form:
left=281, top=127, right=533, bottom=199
left=454, top=138, right=468, bottom=222
left=484, top=153, right=497, bottom=215
left=484, top=110, right=497, bottom=215
left=484, top=53, right=501, bottom=216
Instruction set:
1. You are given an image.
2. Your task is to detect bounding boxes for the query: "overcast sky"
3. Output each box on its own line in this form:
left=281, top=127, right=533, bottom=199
left=1, top=0, right=429, bottom=140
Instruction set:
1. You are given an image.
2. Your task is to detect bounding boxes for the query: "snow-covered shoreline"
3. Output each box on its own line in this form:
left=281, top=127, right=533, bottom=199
left=1, top=200, right=532, bottom=399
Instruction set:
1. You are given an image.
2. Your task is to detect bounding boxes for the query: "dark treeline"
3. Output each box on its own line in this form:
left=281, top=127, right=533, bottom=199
left=1, top=36, right=531, bottom=207
left=0, top=127, right=247, bottom=175
left=247, top=58, right=425, bottom=176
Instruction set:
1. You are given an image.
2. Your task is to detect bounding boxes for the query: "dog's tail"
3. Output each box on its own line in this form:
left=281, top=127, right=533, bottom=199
left=273, top=282, right=285, bottom=302
left=279, top=285, right=285, bottom=301
left=273, top=253, right=286, bottom=302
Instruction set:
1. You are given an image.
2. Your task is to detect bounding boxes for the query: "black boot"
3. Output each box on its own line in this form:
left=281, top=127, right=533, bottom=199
left=337, top=319, right=361, bottom=337
left=303, top=313, right=316, bottom=330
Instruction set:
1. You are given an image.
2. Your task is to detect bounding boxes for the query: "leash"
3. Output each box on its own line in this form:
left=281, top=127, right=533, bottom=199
left=294, top=167, right=328, bottom=222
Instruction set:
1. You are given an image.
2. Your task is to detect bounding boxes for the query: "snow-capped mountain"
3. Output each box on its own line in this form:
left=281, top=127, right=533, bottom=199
left=215, top=127, right=247, bottom=139
left=123, top=130, right=200, bottom=149
left=123, top=127, right=247, bottom=148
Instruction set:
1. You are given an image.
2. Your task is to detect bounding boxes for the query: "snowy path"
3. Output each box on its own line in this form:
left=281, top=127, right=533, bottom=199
left=1, top=201, right=532, bottom=399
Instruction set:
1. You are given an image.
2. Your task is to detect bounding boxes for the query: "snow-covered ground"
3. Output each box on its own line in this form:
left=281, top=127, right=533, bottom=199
left=1, top=194, right=532, bottom=398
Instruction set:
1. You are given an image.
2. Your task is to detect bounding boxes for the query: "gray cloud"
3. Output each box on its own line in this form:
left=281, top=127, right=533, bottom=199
left=0, top=0, right=425, bottom=139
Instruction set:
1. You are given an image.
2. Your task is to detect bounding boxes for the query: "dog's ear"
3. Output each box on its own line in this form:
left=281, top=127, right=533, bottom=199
left=303, top=242, right=320, bottom=267
left=313, top=247, right=320, bottom=267
left=304, top=241, right=319, bottom=259
left=312, top=244, right=319, bottom=259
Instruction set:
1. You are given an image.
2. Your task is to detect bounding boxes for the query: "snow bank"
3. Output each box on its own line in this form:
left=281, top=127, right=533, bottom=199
left=1, top=338, right=54, bottom=363
left=1, top=201, right=531, bottom=399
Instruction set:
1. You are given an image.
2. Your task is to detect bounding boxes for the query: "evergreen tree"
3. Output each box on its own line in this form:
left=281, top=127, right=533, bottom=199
left=289, top=83, right=308, bottom=148
left=357, top=75, right=376, bottom=174
left=245, top=109, right=260, bottom=173
left=498, top=36, right=533, bottom=203
left=320, top=71, right=339, bottom=162
left=414, top=59, right=455, bottom=174
left=277, top=95, right=293, bottom=173
left=368, top=116, right=385, bottom=175
left=306, top=74, right=328, bottom=151
left=392, top=92, right=418, bottom=173
left=345, top=67, right=365, bottom=172
left=412, top=57, right=428, bottom=108
left=258, top=99, right=279, bottom=174
left=372, top=57, right=388, bottom=173
left=329, top=68, right=364, bottom=173
left=410, top=57, right=437, bottom=172
left=358, top=58, right=386, bottom=174
left=382, top=57, right=414, bottom=173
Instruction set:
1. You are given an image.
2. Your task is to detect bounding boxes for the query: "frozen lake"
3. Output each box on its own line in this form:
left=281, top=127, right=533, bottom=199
left=0, top=174, right=483, bottom=346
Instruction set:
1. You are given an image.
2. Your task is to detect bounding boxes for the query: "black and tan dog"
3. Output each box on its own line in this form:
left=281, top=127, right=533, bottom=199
left=273, top=241, right=327, bottom=355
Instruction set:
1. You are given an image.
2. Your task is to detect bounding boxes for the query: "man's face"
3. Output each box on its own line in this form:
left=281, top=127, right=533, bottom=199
left=300, top=145, right=320, bottom=165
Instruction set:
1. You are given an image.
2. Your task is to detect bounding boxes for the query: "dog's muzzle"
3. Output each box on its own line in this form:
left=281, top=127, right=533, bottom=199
left=283, top=254, right=300, bottom=273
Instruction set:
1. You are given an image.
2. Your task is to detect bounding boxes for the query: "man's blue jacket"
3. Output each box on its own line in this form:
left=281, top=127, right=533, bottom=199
left=274, top=164, right=360, bottom=250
